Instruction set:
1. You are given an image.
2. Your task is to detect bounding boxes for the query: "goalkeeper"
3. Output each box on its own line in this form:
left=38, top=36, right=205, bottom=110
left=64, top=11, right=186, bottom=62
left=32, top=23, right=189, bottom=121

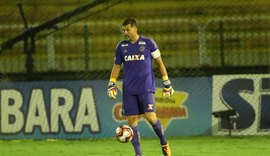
left=107, top=18, right=174, bottom=156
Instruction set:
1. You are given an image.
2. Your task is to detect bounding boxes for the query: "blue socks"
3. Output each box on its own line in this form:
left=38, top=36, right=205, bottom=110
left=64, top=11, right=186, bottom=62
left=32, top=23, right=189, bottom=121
left=131, top=120, right=167, bottom=156
left=131, top=126, right=142, bottom=155
left=152, top=120, right=167, bottom=145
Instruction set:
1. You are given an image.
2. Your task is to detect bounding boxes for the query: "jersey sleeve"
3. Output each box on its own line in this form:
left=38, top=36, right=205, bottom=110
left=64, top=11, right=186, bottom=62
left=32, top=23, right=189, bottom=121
left=114, top=43, right=123, bottom=65
left=149, top=38, right=161, bottom=59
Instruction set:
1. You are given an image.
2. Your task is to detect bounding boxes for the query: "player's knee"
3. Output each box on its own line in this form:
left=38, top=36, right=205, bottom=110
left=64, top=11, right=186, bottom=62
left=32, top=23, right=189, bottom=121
left=145, top=112, right=158, bottom=125
left=128, top=115, right=139, bottom=127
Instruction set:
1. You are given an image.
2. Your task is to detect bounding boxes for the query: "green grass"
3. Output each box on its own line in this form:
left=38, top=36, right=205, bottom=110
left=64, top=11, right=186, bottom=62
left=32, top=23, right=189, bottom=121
left=1, top=136, right=270, bottom=156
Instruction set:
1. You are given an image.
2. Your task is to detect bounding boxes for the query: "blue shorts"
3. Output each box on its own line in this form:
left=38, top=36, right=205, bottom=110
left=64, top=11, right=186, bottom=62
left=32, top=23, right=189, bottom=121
left=122, top=92, right=155, bottom=116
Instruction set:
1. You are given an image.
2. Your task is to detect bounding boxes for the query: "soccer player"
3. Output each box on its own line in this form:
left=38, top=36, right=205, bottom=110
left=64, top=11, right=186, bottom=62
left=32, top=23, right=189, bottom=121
left=107, top=18, right=174, bottom=156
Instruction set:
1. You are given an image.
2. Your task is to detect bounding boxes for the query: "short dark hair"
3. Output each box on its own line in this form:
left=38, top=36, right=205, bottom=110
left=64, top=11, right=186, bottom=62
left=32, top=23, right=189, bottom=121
left=122, top=18, right=137, bottom=27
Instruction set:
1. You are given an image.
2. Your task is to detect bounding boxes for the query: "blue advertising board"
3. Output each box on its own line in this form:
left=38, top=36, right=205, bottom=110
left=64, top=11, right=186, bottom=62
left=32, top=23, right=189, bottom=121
left=0, top=77, right=212, bottom=140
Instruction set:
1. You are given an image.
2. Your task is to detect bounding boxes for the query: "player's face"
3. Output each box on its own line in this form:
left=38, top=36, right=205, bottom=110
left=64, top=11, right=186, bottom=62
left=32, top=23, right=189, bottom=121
left=122, top=24, right=137, bottom=41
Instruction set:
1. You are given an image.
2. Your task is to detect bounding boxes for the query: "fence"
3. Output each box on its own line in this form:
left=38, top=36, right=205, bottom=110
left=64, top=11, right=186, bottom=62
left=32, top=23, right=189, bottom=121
left=1, top=1, right=270, bottom=77
left=0, top=0, right=270, bottom=139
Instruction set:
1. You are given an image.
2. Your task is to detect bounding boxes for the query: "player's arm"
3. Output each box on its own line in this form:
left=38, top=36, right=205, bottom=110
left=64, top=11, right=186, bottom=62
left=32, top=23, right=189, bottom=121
left=110, top=64, right=121, bottom=82
left=155, top=57, right=168, bottom=79
left=107, top=64, right=121, bottom=99
left=154, top=56, right=174, bottom=98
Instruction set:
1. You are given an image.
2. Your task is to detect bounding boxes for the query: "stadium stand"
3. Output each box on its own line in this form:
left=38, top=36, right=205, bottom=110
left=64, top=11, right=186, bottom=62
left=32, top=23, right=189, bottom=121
left=0, top=0, right=270, bottom=79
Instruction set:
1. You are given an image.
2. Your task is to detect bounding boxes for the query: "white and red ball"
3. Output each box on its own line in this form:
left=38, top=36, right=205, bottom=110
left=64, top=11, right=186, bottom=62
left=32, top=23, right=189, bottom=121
left=115, top=125, right=134, bottom=143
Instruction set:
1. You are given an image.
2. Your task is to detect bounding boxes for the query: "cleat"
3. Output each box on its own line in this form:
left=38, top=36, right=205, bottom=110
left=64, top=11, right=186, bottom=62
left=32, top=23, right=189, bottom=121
left=162, top=142, right=171, bottom=156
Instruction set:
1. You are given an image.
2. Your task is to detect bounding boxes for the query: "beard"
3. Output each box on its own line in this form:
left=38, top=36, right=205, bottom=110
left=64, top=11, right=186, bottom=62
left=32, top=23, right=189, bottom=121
left=125, top=35, right=130, bottom=41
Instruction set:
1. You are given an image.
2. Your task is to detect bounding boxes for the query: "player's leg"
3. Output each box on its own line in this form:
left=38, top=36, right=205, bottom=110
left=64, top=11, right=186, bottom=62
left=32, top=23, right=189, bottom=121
left=145, top=112, right=171, bottom=156
left=122, top=94, right=142, bottom=156
left=139, top=92, right=171, bottom=156
left=127, top=115, right=141, bottom=156
left=144, top=112, right=167, bottom=144
left=139, top=92, right=167, bottom=145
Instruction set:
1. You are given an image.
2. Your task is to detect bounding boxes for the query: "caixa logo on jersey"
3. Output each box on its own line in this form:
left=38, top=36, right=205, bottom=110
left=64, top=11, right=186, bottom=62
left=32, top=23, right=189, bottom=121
left=124, top=55, right=145, bottom=61
left=212, top=74, right=270, bottom=135
left=112, top=87, right=189, bottom=131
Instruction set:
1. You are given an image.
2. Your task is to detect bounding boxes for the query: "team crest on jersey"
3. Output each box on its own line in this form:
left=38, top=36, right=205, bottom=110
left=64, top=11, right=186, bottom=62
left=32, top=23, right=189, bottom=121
left=139, top=46, right=145, bottom=52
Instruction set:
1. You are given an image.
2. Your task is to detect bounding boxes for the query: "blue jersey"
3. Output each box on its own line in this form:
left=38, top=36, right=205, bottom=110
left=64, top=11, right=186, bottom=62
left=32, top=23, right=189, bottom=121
left=115, top=35, right=161, bottom=95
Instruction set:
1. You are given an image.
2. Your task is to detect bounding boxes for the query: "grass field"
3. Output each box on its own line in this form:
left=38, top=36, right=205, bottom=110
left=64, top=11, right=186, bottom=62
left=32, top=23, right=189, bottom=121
left=1, top=136, right=270, bottom=156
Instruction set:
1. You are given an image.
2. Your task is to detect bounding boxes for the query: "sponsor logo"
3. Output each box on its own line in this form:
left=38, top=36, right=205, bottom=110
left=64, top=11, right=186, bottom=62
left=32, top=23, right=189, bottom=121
left=147, top=104, right=154, bottom=110
left=139, top=41, right=146, bottom=45
left=124, top=55, right=145, bottom=61
left=122, top=43, right=128, bottom=47
left=213, top=74, right=270, bottom=135
left=0, top=88, right=100, bottom=134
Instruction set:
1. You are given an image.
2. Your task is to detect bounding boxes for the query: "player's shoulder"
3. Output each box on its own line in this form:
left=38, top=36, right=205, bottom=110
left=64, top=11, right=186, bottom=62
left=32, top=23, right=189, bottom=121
left=140, top=35, right=157, bottom=45
left=140, top=35, right=154, bottom=42
left=140, top=35, right=158, bottom=48
left=116, top=40, right=129, bottom=49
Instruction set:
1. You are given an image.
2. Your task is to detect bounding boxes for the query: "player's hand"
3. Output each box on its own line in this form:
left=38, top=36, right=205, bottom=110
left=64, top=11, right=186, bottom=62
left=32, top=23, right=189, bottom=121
left=162, top=79, right=174, bottom=98
left=107, top=81, right=117, bottom=99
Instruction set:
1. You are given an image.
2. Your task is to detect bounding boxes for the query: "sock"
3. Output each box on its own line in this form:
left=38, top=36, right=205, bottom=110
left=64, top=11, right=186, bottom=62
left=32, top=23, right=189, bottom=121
left=152, top=120, right=167, bottom=145
left=131, top=126, right=142, bottom=155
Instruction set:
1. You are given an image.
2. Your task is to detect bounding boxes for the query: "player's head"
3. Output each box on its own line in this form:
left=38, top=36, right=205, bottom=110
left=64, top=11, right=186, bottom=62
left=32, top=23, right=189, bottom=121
left=122, top=18, right=138, bottom=41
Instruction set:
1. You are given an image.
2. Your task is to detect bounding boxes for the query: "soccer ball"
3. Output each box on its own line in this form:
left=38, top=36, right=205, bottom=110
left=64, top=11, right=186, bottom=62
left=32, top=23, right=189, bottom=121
left=115, top=125, right=134, bottom=143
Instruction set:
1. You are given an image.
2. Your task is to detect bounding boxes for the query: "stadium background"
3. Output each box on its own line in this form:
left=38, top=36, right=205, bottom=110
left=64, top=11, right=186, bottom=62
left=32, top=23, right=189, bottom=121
left=0, top=0, right=270, bottom=139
